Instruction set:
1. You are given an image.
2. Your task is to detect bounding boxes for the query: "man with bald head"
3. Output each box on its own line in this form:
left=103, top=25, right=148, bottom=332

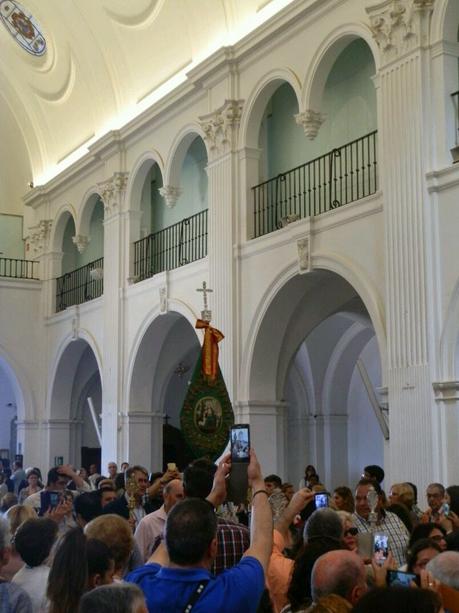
left=134, top=478, right=184, bottom=562
left=311, top=550, right=367, bottom=607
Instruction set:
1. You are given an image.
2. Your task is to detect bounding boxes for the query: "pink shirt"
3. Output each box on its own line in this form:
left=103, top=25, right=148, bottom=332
left=134, top=505, right=167, bottom=562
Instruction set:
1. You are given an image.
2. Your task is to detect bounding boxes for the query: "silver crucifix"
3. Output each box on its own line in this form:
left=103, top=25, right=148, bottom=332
left=197, top=281, right=213, bottom=322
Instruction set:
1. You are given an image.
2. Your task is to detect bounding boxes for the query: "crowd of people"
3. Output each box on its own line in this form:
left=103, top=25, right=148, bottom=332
left=0, top=456, right=458, bottom=612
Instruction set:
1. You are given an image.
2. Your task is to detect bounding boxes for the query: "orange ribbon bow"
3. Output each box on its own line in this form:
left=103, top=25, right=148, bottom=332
left=195, top=319, right=224, bottom=382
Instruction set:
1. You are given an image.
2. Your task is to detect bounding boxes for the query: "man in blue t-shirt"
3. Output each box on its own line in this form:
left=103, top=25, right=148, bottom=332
left=126, top=449, right=272, bottom=613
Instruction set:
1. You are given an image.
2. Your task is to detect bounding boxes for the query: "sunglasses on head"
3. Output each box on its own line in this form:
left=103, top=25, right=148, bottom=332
left=344, top=527, right=358, bottom=537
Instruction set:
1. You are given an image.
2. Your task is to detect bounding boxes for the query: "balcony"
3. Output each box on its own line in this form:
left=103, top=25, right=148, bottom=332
left=0, top=257, right=38, bottom=280
left=55, top=257, right=103, bottom=313
left=252, top=131, right=378, bottom=239
left=133, top=209, right=208, bottom=282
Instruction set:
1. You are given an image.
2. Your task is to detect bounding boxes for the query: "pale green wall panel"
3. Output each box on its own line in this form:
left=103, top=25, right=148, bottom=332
left=0, top=215, right=24, bottom=259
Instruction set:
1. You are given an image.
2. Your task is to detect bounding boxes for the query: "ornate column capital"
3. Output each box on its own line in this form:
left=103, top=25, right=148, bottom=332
left=28, top=219, right=53, bottom=255
left=295, top=110, right=325, bottom=140
left=72, top=234, right=90, bottom=253
left=97, top=171, right=129, bottom=215
left=366, top=0, right=436, bottom=63
left=199, top=99, right=244, bottom=159
left=159, top=185, right=182, bottom=208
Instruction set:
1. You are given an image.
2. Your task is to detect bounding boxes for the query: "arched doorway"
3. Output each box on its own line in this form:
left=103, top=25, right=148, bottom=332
left=49, top=339, right=102, bottom=470
left=0, top=358, right=19, bottom=468
left=128, top=311, right=201, bottom=471
left=248, top=269, right=385, bottom=490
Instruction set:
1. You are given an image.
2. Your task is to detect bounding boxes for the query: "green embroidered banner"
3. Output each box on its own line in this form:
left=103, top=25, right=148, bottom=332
left=180, top=353, right=234, bottom=460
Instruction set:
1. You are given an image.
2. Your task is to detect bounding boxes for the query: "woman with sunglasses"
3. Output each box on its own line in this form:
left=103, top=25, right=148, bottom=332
left=337, top=511, right=358, bottom=552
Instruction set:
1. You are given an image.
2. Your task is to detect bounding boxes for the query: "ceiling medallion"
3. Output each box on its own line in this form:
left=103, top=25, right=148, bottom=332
left=0, top=0, right=46, bottom=56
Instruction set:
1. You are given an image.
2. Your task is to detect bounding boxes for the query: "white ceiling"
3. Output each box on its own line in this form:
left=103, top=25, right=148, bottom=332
left=0, top=0, right=292, bottom=216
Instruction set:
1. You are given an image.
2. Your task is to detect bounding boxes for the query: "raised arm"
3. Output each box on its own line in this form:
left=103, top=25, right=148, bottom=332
left=274, top=488, right=313, bottom=540
left=243, top=449, right=273, bottom=574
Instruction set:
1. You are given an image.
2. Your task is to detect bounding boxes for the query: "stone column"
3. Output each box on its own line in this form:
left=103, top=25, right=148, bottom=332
left=433, top=381, right=459, bottom=485
left=366, top=0, right=437, bottom=489
left=199, top=100, right=243, bottom=400
left=97, top=172, right=129, bottom=468
left=234, top=400, right=287, bottom=477
left=16, top=420, right=41, bottom=468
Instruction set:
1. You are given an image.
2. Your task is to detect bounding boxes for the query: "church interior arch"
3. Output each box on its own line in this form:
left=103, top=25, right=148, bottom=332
left=49, top=339, right=102, bottom=469
left=249, top=269, right=384, bottom=492
left=128, top=311, right=201, bottom=470
left=0, top=357, right=23, bottom=466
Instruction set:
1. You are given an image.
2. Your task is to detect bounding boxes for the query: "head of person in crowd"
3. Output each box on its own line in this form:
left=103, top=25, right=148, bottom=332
left=46, top=467, right=71, bottom=491
left=125, top=466, right=149, bottom=499
left=389, top=482, right=415, bottom=510
left=336, top=511, right=358, bottom=552
left=78, top=467, right=89, bottom=480
left=426, top=550, right=459, bottom=590
left=406, top=538, right=442, bottom=576
left=97, top=484, right=117, bottom=508
left=264, top=474, right=282, bottom=495
left=426, top=483, right=445, bottom=514
left=24, top=469, right=41, bottom=491
left=0, top=493, right=18, bottom=513
left=362, top=464, right=384, bottom=485
left=281, top=483, right=295, bottom=501
left=332, top=487, right=355, bottom=513
left=385, top=502, right=413, bottom=533
left=0, top=517, right=11, bottom=570
left=114, top=472, right=125, bottom=492
left=79, top=584, right=147, bottom=613
left=304, top=508, right=344, bottom=544
left=14, top=517, right=57, bottom=568
left=182, top=458, right=216, bottom=498
left=352, top=587, right=442, bottom=613
left=304, top=465, right=318, bottom=479
left=354, top=479, right=383, bottom=520
left=120, top=462, right=129, bottom=472
left=162, top=479, right=184, bottom=512
left=86, top=538, right=115, bottom=589
left=47, top=527, right=89, bottom=613
left=445, top=485, right=459, bottom=516
left=165, top=498, right=218, bottom=569
left=107, top=463, right=117, bottom=480
left=409, top=522, right=447, bottom=552
left=446, top=530, right=459, bottom=552
left=311, top=550, right=367, bottom=606
left=4, top=504, right=37, bottom=537
left=85, top=514, right=134, bottom=578
left=74, top=492, right=102, bottom=527
left=12, top=460, right=23, bottom=472
left=89, top=464, right=98, bottom=476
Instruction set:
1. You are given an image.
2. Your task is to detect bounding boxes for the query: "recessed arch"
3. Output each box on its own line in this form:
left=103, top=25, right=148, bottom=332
left=302, top=24, right=379, bottom=113
left=163, top=123, right=208, bottom=187
left=77, top=188, right=103, bottom=237
left=0, top=344, right=34, bottom=423
left=126, top=149, right=165, bottom=214
left=239, top=68, right=302, bottom=150
left=431, top=0, right=459, bottom=45
left=50, top=204, right=77, bottom=253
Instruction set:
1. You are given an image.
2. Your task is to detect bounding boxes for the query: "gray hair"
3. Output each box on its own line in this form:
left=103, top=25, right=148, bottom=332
left=79, top=584, right=145, bottom=613
left=304, top=508, right=343, bottom=542
left=311, top=549, right=365, bottom=602
left=0, top=518, right=11, bottom=552
left=426, top=551, right=459, bottom=590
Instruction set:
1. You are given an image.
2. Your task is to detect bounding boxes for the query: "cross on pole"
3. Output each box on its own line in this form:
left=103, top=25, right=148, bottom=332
left=197, top=281, right=213, bottom=322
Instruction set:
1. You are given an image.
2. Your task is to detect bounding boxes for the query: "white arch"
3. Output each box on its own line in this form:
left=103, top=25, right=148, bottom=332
left=163, top=123, right=208, bottom=187
left=0, top=344, right=35, bottom=423
left=50, top=203, right=77, bottom=253
left=47, top=330, right=104, bottom=419
left=302, top=23, right=379, bottom=112
left=240, top=252, right=387, bottom=400
left=126, top=149, right=165, bottom=213
left=76, top=187, right=102, bottom=236
left=431, top=0, right=459, bottom=45
left=124, top=299, right=199, bottom=410
left=239, top=68, right=302, bottom=150
left=438, top=278, right=459, bottom=380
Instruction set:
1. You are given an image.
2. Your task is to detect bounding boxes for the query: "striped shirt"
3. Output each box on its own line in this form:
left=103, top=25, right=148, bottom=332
left=352, top=510, right=410, bottom=567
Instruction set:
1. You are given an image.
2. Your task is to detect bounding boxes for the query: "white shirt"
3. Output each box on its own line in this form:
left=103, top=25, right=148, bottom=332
left=13, top=564, right=50, bottom=612
left=134, top=505, right=167, bottom=562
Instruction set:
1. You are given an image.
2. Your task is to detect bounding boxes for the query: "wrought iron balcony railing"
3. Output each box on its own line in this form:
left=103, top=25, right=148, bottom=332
left=55, top=257, right=103, bottom=313
left=0, top=257, right=38, bottom=280
left=252, top=130, right=378, bottom=239
left=134, top=209, right=208, bottom=282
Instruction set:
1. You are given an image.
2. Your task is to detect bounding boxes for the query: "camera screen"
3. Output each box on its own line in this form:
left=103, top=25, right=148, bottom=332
left=231, top=426, right=250, bottom=462
left=314, top=493, right=329, bottom=509
left=387, top=570, right=416, bottom=587
left=374, top=533, right=389, bottom=563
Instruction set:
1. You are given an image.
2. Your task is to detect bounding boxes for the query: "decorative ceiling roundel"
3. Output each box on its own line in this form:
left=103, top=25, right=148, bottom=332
left=0, top=0, right=46, bottom=56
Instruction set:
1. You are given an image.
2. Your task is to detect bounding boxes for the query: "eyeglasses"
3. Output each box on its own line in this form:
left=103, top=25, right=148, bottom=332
left=344, top=528, right=359, bottom=537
